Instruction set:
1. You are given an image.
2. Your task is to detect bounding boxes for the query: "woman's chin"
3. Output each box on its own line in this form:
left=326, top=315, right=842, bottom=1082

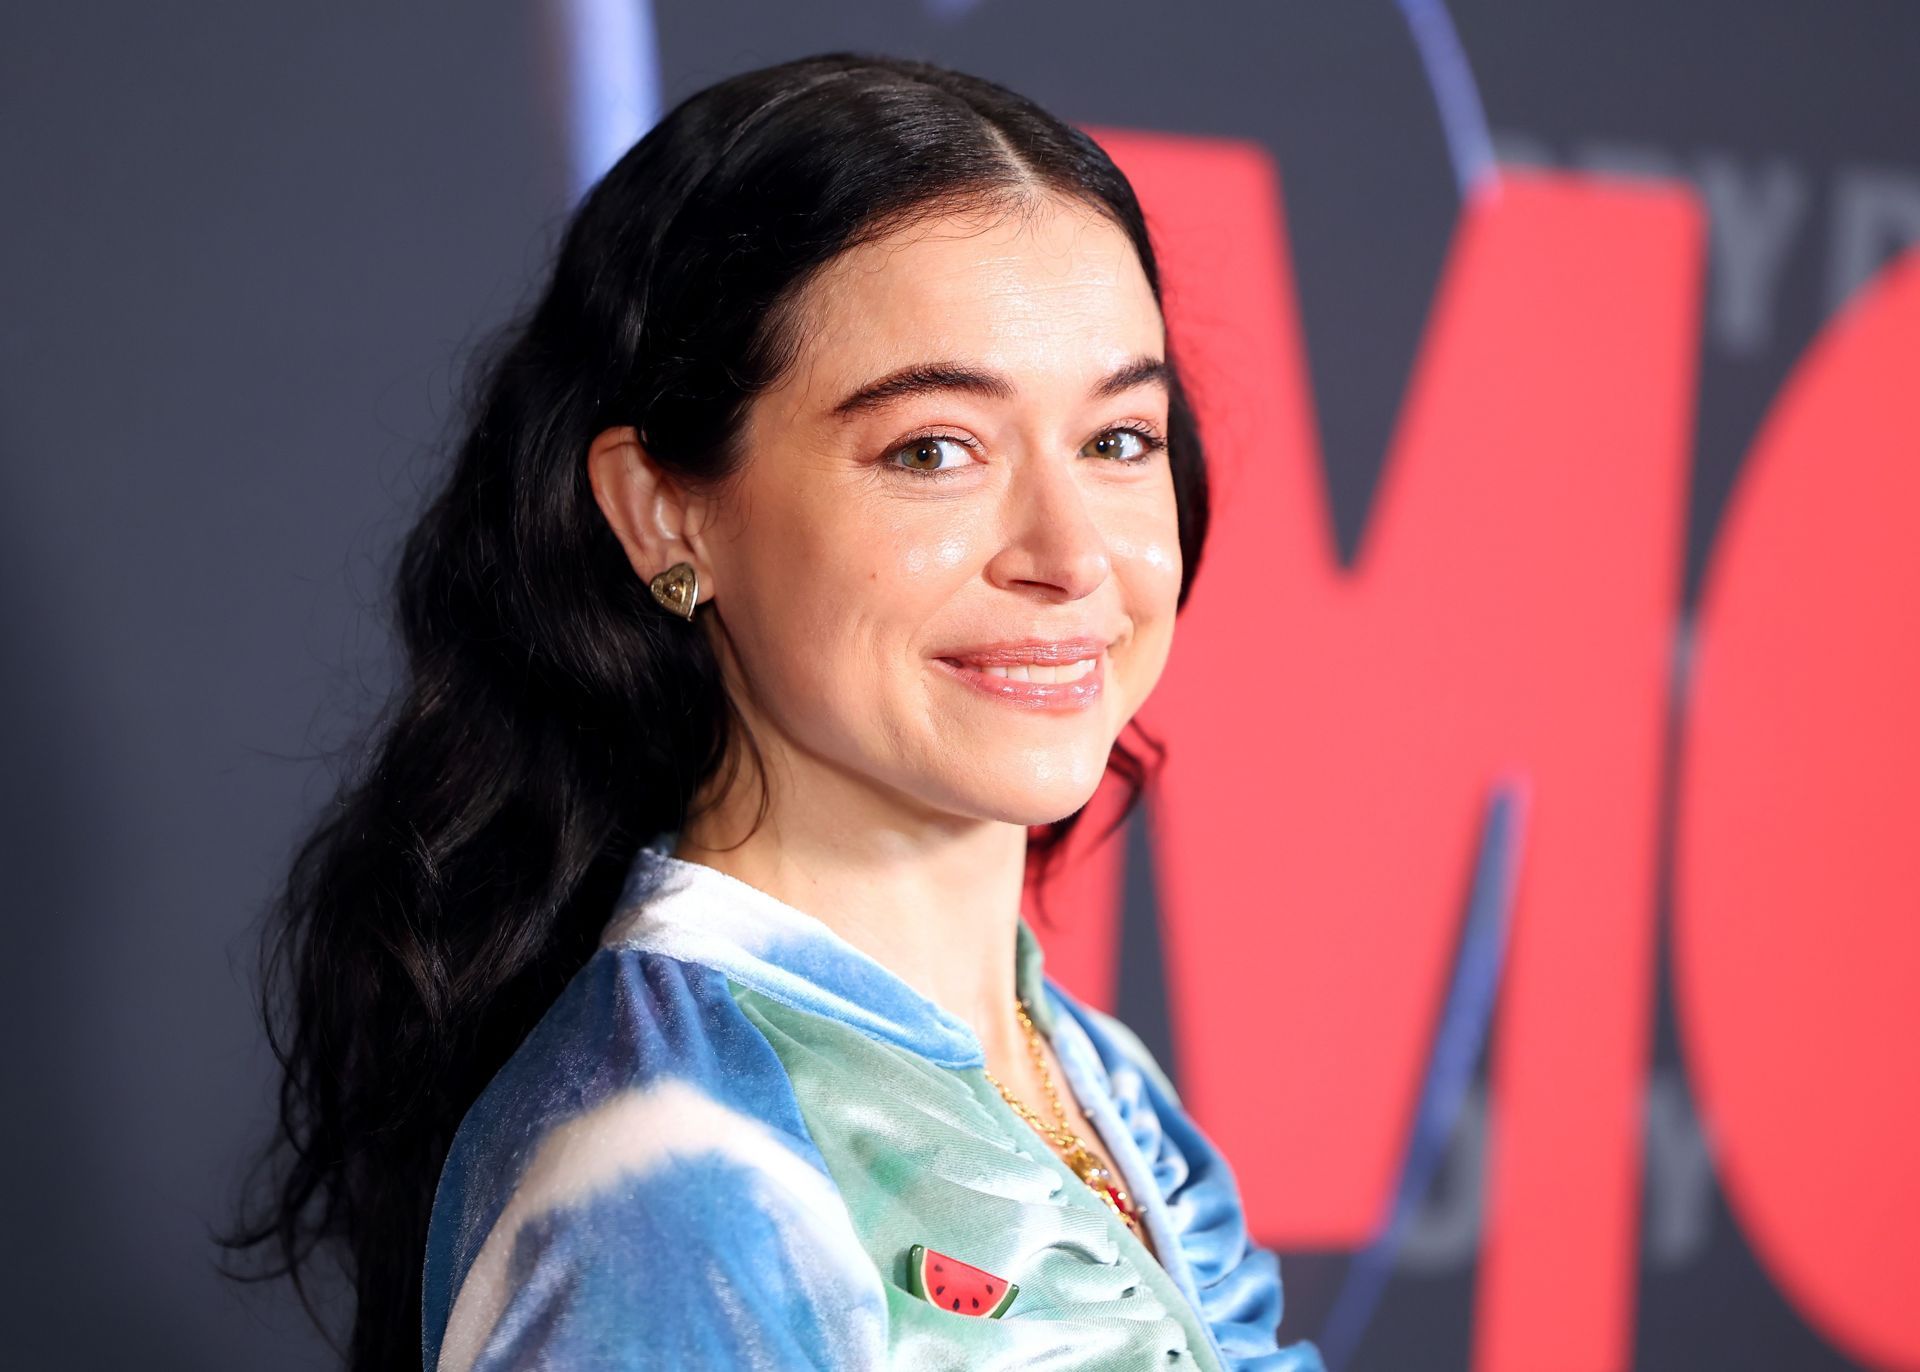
left=946, top=758, right=1112, bottom=828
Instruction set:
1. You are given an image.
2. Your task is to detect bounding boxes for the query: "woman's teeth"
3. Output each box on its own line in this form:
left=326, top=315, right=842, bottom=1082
left=968, top=657, right=1097, bottom=683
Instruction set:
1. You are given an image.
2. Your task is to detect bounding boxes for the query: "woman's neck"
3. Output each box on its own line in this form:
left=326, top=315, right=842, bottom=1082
left=671, top=771, right=1033, bottom=1068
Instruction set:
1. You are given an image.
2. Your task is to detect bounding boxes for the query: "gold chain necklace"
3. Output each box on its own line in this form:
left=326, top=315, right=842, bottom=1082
left=981, top=998, right=1143, bottom=1236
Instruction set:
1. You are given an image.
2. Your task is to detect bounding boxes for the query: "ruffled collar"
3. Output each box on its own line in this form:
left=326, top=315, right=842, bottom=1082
left=597, top=838, right=1294, bottom=1369
left=599, top=838, right=1056, bottom=1070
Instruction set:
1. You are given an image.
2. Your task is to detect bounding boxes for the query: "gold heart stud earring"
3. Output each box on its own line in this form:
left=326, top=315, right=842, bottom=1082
left=648, top=560, right=699, bottom=620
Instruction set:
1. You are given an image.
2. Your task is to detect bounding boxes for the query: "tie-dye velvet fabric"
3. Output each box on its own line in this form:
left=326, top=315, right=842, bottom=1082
left=421, top=841, right=1325, bottom=1371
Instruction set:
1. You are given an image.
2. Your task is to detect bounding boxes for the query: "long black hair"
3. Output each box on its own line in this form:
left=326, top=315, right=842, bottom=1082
left=220, top=51, right=1211, bottom=1370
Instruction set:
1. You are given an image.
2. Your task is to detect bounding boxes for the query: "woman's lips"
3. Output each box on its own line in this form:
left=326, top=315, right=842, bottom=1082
left=932, top=650, right=1106, bottom=711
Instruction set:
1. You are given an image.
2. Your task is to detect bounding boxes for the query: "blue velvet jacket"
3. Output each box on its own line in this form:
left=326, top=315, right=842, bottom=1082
left=421, top=841, right=1326, bottom=1371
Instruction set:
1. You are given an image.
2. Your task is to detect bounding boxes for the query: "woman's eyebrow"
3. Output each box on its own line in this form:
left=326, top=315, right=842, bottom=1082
left=828, top=354, right=1169, bottom=419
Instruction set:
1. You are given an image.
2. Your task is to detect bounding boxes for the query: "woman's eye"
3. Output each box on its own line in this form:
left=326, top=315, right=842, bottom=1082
left=888, top=435, right=974, bottom=476
left=1080, top=427, right=1165, bottom=462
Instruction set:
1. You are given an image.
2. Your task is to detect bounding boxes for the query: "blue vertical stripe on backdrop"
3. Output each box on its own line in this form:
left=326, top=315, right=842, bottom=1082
left=557, top=0, right=661, bottom=199
left=1318, top=777, right=1530, bottom=1372
left=1393, top=0, right=1500, bottom=196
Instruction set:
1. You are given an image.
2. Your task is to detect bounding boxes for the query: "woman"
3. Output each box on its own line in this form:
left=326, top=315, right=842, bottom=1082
left=226, top=51, right=1324, bottom=1372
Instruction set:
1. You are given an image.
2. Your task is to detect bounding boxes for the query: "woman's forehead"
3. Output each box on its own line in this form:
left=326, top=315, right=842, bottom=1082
left=775, top=196, right=1164, bottom=413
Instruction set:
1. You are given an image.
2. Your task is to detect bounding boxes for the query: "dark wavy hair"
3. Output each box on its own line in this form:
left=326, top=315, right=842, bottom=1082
left=219, top=51, right=1211, bottom=1371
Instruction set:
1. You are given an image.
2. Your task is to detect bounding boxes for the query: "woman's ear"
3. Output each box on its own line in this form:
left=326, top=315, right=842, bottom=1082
left=586, top=426, right=713, bottom=606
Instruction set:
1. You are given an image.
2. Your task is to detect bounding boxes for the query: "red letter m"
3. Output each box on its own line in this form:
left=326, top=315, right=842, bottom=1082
left=1046, top=129, right=1704, bottom=1372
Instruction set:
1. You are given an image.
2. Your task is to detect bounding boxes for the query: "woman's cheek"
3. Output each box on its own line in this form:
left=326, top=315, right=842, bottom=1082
left=1114, top=527, right=1183, bottom=608
left=888, top=521, right=981, bottom=587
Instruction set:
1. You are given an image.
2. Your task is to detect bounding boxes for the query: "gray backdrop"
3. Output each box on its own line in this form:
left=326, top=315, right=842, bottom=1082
left=3, top=3, right=1913, bottom=1369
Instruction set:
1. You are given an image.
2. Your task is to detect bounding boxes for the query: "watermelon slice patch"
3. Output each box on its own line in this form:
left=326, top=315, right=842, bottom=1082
left=906, top=1242, right=1018, bottom=1319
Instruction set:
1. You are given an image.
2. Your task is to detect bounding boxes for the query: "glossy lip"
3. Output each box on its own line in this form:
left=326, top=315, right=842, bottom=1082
left=931, top=636, right=1110, bottom=712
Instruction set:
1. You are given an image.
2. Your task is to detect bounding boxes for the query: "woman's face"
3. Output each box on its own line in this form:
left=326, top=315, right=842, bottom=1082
left=690, top=191, right=1182, bottom=830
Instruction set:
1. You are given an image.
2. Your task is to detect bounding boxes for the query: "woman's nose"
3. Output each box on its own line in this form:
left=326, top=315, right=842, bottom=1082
left=983, top=451, right=1113, bottom=601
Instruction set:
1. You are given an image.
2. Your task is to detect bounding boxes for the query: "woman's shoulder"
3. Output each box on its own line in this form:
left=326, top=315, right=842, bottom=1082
left=1043, top=979, right=1184, bottom=1105
left=420, top=943, right=887, bottom=1372
left=426, top=944, right=822, bottom=1243
left=1041, top=977, right=1329, bottom=1372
